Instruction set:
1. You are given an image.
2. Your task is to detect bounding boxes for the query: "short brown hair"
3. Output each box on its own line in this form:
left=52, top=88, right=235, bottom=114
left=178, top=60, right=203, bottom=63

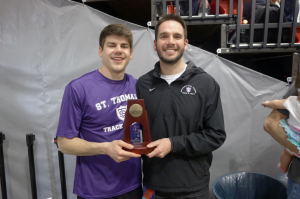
left=295, top=73, right=300, bottom=89
left=155, top=14, right=187, bottom=41
left=99, top=24, right=133, bottom=49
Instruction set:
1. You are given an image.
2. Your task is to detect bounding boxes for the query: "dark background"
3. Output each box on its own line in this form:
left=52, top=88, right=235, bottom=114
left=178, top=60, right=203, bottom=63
left=73, top=0, right=292, bottom=82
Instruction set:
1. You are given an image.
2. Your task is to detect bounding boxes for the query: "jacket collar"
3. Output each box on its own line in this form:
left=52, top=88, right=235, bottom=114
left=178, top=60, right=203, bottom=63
left=152, top=61, right=206, bottom=81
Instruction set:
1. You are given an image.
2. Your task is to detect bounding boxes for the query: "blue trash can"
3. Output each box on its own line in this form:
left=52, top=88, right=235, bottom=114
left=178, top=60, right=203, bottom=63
left=276, top=172, right=288, bottom=188
left=213, top=172, right=287, bottom=199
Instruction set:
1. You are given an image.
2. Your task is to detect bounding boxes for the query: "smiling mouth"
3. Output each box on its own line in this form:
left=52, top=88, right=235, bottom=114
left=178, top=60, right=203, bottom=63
left=112, top=57, right=124, bottom=60
left=111, top=57, right=125, bottom=63
left=165, top=49, right=176, bottom=52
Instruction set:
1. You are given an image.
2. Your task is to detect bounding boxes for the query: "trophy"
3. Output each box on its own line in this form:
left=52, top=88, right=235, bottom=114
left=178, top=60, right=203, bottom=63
left=123, top=99, right=154, bottom=154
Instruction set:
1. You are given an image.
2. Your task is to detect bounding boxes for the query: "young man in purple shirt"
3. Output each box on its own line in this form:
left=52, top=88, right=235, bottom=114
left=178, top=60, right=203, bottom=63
left=56, top=24, right=142, bottom=199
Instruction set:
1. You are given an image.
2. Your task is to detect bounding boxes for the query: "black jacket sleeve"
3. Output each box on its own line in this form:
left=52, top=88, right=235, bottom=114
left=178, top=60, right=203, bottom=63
left=171, top=82, right=226, bottom=156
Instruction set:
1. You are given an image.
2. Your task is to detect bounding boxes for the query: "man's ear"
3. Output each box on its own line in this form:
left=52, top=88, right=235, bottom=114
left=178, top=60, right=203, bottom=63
left=184, top=39, right=188, bottom=51
left=99, top=46, right=103, bottom=57
left=154, top=40, right=157, bottom=51
left=130, top=49, right=133, bottom=60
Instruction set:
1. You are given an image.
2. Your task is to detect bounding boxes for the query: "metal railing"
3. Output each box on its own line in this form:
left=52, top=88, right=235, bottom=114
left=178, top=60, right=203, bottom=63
left=148, top=0, right=300, bottom=53
left=148, top=0, right=239, bottom=26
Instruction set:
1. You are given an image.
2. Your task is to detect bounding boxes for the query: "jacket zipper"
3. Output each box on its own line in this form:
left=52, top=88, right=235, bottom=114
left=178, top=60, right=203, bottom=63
left=155, top=75, right=186, bottom=115
left=167, top=83, right=171, bottom=115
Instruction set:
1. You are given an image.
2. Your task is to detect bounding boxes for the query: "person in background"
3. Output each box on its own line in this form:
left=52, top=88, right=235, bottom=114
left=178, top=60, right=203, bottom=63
left=262, top=73, right=300, bottom=173
left=264, top=79, right=300, bottom=199
left=284, top=0, right=300, bottom=22
left=156, top=0, right=208, bottom=16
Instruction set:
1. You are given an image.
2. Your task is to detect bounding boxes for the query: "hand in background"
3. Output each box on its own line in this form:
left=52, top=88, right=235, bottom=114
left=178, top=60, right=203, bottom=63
left=262, top=101, right=271, bottom=108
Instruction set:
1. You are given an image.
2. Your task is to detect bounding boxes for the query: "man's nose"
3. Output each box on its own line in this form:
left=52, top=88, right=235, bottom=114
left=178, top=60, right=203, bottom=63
left=115, top=45, right=122, bottom=53
left=167, top=36, right=175, bottom=44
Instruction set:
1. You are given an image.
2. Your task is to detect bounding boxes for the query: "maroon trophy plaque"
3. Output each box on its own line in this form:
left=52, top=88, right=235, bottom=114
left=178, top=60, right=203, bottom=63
left=122, top=99, right=154, bottom=154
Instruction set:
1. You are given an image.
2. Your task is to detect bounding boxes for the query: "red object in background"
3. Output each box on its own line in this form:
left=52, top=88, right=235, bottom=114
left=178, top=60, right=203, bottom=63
left=210, top=0, right=243, bottom=23
left=167, top=2, right=174, bottom=14
left=143, top=188, right=155, bottom=199
left=292, top=27, right=300, bottom=43
left=210, top=1, right=226, bottom=14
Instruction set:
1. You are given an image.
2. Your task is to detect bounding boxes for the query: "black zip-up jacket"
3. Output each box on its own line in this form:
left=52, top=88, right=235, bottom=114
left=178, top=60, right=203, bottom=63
left=136, top=61, right=226, bottom=193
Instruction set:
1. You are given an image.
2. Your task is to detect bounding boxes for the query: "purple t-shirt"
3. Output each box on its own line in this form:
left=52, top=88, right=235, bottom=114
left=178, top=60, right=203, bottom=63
left=56, top=70, right=141, bottom=199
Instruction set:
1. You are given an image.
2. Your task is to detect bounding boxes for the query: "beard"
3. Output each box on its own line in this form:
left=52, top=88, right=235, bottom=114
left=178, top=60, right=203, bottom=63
left=156, top=45, right=184, bottom=64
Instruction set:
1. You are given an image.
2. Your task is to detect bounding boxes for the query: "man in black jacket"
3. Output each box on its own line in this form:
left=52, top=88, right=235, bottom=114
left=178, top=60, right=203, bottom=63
left=136, top=14, right=226, bottom=199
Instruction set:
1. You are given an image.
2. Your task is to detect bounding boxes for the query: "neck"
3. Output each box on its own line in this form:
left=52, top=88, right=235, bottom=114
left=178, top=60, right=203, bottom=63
left=99, top=67, right=125, bottom=81
left=159, top=58, right=186, bottom=75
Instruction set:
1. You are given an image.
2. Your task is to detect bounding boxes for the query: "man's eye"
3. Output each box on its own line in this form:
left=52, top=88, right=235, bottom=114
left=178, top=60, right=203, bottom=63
left=122, top=46, right=128, bottom=48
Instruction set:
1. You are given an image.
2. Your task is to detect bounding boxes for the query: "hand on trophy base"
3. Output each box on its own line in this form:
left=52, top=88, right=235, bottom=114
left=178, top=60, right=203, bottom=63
left=123, top=142, right=155, bottom=154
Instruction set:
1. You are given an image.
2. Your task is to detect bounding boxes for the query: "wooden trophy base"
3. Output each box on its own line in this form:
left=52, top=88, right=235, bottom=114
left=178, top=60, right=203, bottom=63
left=124, top=142, right=154, bottom=154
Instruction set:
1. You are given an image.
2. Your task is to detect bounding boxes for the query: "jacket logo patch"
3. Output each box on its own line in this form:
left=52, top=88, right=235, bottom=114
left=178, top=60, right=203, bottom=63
left=116, top=105, right=127, bottom=121
left=181, top=85, right=196, bottom=95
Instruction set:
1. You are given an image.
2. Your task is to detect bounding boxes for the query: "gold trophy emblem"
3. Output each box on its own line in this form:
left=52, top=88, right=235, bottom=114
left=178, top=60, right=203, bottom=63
left=129, top=104, right=143, bottom=117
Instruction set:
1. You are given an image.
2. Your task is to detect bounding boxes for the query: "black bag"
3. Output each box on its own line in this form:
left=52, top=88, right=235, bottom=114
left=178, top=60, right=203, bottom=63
left=229, top=3, right=291, bottom=43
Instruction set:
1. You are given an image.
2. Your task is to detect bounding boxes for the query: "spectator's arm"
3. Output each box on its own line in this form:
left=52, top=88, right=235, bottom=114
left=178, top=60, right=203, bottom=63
left=262, top=99, right=286, bottom=109
left=199, top=0, right=209, bottom=8
left=264, top=109, right=300, bottom=155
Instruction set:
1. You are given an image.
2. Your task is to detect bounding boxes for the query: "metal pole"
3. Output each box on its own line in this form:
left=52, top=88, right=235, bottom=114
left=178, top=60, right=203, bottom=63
left=175, top=0, right=179, bottom=15
left=26, top=134, right=37, bottom=199
left=263, top=0, right=271, bottom=48
left=235, top=0, right=242, bottom=48
left=221, top=24, right=227, bottom=48
left=229, top=0, right=233, bottom=17
left=249, top=0, right=256, bottom=48
left=276, top=0, right=285, bottom=47
left=215, top=0, right=219, bottom=18
left=163, top=0, right=166, bottom=15
left=151, top=0, right=156, bottom=22
left=0, top=132, right=7, bottom=199
left=291, top=0, right=299, bottom=47
left=292, top=53, right=299, bottom=81
left=189, top=0, right=192, bottom=19
left=54, top=137, right=67, bottom=199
